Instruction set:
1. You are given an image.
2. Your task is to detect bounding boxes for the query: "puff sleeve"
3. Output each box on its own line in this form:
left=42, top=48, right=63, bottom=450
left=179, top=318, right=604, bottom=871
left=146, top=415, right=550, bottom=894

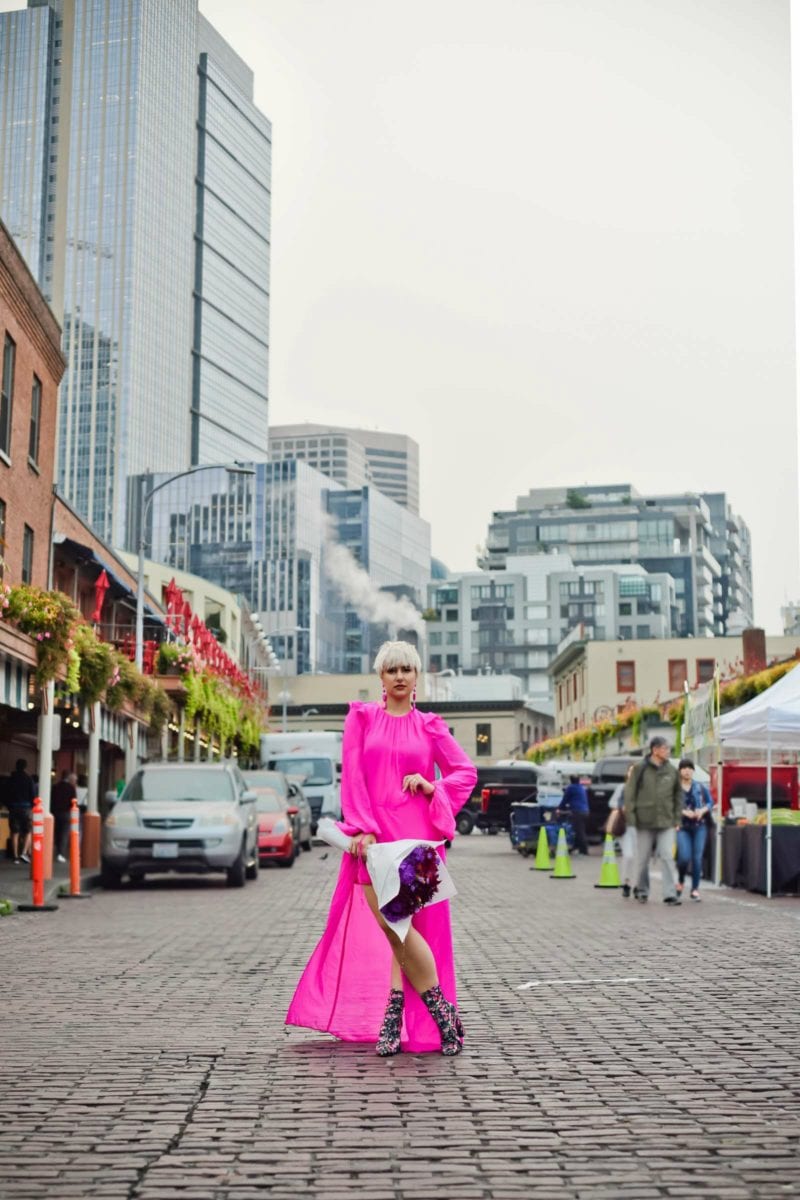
left=425, top=714, right=478, bottom=840
left=337, top=704, right=377, bottom=838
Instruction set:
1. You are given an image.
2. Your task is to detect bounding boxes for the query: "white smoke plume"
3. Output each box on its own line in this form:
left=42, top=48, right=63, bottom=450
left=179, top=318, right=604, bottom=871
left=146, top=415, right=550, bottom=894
left=323, top=518, right=426, bottom=637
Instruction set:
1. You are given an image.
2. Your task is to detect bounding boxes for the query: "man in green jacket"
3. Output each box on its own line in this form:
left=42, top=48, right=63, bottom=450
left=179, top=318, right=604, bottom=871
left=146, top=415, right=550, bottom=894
left=624, top=736, right=682, bottom=905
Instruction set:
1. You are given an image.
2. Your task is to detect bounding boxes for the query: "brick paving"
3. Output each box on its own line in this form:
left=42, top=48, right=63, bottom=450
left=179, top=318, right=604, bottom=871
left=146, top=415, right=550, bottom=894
left=2, top=835, right=799, bottom=1199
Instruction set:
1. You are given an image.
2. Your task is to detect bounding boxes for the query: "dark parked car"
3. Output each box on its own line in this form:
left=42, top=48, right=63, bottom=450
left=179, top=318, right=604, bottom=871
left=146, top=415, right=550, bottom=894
left=242, top=770, right=312, bottom=852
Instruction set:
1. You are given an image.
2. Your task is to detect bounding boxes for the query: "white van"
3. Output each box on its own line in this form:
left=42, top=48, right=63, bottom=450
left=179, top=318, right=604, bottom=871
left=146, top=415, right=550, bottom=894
left=260, top=731, right=343, bottom=830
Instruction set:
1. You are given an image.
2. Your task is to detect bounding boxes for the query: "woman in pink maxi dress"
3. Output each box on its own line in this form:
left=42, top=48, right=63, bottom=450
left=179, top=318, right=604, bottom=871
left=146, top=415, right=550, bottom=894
left=286, top=641, right=477, bottom=1055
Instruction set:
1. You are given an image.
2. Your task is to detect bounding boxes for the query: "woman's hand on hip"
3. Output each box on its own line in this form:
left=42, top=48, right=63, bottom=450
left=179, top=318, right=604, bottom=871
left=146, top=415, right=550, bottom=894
left=349, top=833, right=376, bottom=857
left=402, top=773, right=434, bottom=798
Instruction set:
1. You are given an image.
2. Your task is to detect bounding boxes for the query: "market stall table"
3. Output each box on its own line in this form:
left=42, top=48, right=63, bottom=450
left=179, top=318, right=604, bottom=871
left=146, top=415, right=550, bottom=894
left=721, top=823, right=800, bottom=895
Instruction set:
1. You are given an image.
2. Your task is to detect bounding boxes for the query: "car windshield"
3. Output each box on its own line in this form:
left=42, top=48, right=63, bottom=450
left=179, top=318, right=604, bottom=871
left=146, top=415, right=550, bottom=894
left=244, top=771, right=288, bottom=796
left=270, top=756, right=333, bottom=785
left=123, top=769, right=235, bottom=804
left=255, top=792, right=285, bottom=814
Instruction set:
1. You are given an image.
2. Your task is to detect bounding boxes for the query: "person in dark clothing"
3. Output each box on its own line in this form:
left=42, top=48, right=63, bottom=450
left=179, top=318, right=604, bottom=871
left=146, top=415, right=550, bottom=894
left=51, top=771, right=77, bottom=862
left=7, top=758, right=35, bottom=864
left=561, top=774, right=590, bottom=855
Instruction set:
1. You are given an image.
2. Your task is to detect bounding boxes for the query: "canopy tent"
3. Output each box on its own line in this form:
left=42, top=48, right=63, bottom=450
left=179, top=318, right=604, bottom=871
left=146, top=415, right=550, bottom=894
left=719, top=662, right=800, bottom=749
left=718, top=662, right=800, bottom=896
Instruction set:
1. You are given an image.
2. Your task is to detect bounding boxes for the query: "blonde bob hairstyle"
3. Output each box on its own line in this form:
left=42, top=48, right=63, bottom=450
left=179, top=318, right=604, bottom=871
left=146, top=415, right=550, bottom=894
left=373, top=640, right=422, bottom=676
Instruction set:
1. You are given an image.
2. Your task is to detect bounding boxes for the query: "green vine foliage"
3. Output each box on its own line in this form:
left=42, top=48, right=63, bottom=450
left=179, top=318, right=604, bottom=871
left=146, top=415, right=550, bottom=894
left=5, top=585, right=80, bottom=685
left=73, top=624, right=115, bottom=704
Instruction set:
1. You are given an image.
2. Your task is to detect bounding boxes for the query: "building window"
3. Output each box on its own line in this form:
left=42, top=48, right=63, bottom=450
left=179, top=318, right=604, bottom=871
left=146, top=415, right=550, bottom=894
left=445, top=654, right=459, bottom=669
left=572, top=674, right=578, bottom=701
left=29, top=375, right=42, bottom=464
left=668, top=659, right=687, bottom=692
left=619, top=625, right=632, bottom=639
left=696, top=658, right=715, bottom=684
left=476, top=723, right=492, bottom=757
left=429, top=655, right=442, bottom=671
left=616, top=661, right=635, bottom=692
left=1, top=334, right=15, bottom=456
left=636, top=625, right=650, bottom=639
left=619, top=602, right=632, bottom=616
left=446, top=631, right=459, bottom=645
left=429, top=632, right=441, bottom=645
left=21, top=525, right=34, bottom=584
left=445, top=609, right=458, bottom=621
left=0, top=498, right=5, bottom=576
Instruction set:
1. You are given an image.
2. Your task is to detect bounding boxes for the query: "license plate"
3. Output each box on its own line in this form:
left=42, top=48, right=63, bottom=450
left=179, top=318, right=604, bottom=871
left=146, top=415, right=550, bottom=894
left=153, top=842, right=178, bottom=858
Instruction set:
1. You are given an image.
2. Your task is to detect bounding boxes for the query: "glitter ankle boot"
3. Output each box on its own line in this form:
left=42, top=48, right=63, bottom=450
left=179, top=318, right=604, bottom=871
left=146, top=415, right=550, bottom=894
left=421, top=984, right=464, bottom=1056
left=375, top=988, right=404, bottom=1056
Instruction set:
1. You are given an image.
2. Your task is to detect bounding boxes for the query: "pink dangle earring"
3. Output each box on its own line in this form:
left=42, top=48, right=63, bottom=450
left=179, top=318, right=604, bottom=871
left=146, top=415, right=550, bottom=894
left=411, top=686, right=417, bottom=708
left=381, top=687, right=387, bottom=708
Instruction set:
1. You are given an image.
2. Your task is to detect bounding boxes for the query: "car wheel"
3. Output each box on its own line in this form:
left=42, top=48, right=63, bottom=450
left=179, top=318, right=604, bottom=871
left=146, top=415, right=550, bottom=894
left=226, top=842, right=247, bottom=888
left=246, top=847, right=259, bottom=881
left=278, top=855, right=295, bottom=869
left=302, top=838, right=312, bottom=852
left=456, top=813, right=474, bottom=836
left=100, top=860, right=123, bottom=889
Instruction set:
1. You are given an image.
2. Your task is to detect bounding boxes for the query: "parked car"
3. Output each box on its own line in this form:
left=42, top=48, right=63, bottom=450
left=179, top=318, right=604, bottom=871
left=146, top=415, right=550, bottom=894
left=252, top=788, right=298, bottom=867
left=242, top=769, right=313, bottom=851
left=262, top=754, right=339, bottom=832
left=101, top=763, right=259, bottom=888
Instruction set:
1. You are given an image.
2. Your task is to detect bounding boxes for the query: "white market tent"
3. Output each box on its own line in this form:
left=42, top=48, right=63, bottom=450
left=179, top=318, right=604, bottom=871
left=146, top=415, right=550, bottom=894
left=718, top=662, right=800, bottom=896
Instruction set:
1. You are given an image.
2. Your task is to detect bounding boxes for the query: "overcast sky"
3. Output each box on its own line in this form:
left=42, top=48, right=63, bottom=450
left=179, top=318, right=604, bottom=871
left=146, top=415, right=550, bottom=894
left=2, top=0, right=796, bottom=631
left=196, top=0, right=798, bottom=632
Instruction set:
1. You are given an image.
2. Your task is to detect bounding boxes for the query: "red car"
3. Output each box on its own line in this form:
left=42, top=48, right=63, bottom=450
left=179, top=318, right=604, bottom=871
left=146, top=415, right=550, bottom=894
left=254, top=789, right=299, bottom=868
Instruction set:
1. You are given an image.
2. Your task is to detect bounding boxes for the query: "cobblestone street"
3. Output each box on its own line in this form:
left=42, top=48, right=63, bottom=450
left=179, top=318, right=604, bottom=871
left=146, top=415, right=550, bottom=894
left=2, top=834, right=799, bottom=1199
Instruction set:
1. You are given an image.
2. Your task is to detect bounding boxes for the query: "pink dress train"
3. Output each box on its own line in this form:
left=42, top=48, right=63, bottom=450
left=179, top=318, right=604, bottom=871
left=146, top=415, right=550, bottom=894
left=285, top=702, right=478, bottom=1053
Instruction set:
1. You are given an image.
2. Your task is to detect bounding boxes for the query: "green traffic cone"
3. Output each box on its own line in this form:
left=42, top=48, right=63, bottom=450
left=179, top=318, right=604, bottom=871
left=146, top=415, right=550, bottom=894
left=531, top=825, right=552, bottom=871
left=549, top=827, right=576, bottom=879
left=594, top=834, right=621, bottom=888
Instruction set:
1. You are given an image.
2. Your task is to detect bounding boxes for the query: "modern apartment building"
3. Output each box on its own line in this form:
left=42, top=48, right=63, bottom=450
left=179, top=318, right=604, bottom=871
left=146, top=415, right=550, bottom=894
left=0, top=1, right=271, bottom=544
left=269, top=424, right=420, bottom=514
left=483, top=484, right=753, bottom=638
left=424, top=558, right=675, bottom=706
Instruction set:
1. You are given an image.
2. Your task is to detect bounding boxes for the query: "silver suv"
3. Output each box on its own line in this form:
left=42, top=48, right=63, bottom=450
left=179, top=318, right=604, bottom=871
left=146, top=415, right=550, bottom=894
left=101, top=763, right=259, bottom=888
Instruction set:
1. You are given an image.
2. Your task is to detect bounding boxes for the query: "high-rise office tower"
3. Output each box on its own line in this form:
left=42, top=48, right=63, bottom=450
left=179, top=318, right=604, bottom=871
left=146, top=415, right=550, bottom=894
left=0, top=2, right=271, bottom=544
left=269, top=424, right=421, bottom=514
left=193, top=16, right=270, bottom=464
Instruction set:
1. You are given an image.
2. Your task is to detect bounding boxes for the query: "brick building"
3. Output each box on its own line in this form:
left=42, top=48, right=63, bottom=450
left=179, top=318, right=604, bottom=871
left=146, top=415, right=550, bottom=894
left=0, top=219, right=62, bottom=589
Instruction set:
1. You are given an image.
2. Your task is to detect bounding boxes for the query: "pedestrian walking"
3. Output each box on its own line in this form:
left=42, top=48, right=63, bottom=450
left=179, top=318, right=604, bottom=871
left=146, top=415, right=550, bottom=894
left=625, top=736, right=682, bottom=905
left=51, top=771, right=77, bottom=863
left=676, top=758, right=713, bottom=901
left=608, top=763, right=637, bottom=896
left=7, top=758, right=34, bottom=864
left=286, top=640, right=477, bottom=1056
left=560, top=773, right=590, bottom=855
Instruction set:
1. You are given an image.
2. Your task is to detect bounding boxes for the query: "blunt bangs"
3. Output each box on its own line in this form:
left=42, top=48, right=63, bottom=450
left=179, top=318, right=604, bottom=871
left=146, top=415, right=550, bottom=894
left=373, top=640, right=422, bottom=676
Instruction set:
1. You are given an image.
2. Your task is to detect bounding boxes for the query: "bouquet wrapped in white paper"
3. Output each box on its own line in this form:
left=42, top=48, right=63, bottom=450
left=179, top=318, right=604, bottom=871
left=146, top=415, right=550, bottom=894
left=316, top=818, right=457, bottom=942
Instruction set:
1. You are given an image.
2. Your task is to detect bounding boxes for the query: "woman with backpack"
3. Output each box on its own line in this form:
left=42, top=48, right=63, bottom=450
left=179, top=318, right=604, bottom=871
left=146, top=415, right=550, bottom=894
left=676, top=758, right=713, bottom=901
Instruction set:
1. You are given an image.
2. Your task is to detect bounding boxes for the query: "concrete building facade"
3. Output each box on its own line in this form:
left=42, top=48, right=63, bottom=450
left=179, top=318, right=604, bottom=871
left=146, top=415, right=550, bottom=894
left=270, top=424, right=420, bottom=514
left=549, top=633, right=800, bottom=736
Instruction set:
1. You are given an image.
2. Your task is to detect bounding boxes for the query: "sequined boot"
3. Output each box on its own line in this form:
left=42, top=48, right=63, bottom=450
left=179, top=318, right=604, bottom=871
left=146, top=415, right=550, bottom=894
left=421, top=984, right=464, bottom=1056
left=375, top=988, right=404, bottom=1056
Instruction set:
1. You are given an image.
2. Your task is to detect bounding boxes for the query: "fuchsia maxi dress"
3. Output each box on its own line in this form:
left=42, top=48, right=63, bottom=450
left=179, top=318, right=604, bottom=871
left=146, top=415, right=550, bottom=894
left=285, top=702, right=478, bottom=1053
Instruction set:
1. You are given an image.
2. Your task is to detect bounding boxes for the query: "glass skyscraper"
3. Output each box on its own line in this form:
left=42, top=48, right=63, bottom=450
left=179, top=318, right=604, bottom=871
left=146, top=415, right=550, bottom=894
left=193, top=16, right=270, bottom=464
left=0, top=2, right=271, bottom=545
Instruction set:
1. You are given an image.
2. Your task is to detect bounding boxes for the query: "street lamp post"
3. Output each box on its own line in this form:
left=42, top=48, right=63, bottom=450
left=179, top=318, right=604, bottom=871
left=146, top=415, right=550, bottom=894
left=135, top=462, right=255, bottom=671
left=263, top=625, right=310, bottom=733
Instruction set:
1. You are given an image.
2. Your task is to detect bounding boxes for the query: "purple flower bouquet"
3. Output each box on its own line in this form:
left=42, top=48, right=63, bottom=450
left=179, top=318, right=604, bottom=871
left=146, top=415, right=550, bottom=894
left=379, top=844, right=441, bottom=923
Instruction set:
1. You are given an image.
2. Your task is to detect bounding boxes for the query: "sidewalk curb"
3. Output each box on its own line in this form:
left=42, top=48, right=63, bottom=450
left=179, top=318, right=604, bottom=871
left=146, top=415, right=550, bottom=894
left=0, top=867, right=101, bottom=913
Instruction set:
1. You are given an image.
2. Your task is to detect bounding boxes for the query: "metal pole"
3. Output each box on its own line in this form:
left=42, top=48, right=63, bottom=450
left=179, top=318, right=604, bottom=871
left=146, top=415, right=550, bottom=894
left=766, top=728, right=773, bottom=899
left=135, top=521, right=145, bottom=671
left=282, top=647, right=288, bottom=733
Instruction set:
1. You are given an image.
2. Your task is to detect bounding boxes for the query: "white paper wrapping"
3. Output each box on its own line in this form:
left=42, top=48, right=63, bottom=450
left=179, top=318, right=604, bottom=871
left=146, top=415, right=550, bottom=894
left=315, top=820, right=457, bottom=943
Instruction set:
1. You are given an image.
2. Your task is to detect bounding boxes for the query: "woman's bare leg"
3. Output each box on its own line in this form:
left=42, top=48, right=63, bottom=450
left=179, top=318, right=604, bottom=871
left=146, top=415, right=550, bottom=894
left=362, top=883, right=437, bottom=994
